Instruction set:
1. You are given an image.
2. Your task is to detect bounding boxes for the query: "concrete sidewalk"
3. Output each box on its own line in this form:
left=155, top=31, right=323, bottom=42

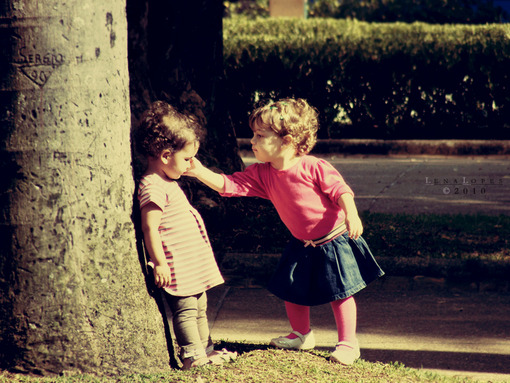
left=326, top=155, right=510, bottom=216
left=207, top=279, right=510, bottom=382
left=238, top=138, right=510, bottom=157
left=242, top=153, right=510, bottom=216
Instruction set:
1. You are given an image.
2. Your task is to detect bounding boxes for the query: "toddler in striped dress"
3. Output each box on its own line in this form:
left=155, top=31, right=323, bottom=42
left=135, top=101, right=236, bottom=370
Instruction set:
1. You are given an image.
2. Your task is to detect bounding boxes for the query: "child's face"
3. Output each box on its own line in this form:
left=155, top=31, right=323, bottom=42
left=250, top=123, right=284, bottom=163
left=162, top=141, right=199, bottom=180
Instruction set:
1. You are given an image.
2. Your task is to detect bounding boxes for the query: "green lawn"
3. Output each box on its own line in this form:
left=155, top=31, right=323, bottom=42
left=207, top=198, right=510, bottom=263
left=0, top=342, right=476, bottom=383
left=204, top=198, right=509, bottom=286
left=362, top=212, right=510, bottom=262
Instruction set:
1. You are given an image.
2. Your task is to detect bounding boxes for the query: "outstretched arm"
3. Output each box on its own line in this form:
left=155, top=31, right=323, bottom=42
left=338, top=193, right=363, bottom=240
left=185, top=157, right=226, bottom=193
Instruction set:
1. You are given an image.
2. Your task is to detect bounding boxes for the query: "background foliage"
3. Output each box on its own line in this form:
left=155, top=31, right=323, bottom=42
left=224, top=0, right=509, bottom=22
left=309, top=0, right=509, bottom=23
left=223, top=18, right=510, bottom=139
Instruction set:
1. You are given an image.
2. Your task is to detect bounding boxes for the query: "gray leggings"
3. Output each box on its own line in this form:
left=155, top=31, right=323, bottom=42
left=163, top=291, right=212, bottom=359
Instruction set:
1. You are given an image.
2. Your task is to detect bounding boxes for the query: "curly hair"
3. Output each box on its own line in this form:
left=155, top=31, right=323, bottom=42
left=135, top=101, right=205, bottom=158
left=248, top=98, right=319, bottom=156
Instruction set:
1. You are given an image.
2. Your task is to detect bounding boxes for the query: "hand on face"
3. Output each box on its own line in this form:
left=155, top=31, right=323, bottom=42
left=183, top=157, right=203, bottom=178
left=161, top=141, right=199, bottom=180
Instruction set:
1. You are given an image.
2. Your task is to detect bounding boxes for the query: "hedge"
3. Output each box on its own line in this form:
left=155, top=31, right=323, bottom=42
left=223, top=18, right=510, bottom=139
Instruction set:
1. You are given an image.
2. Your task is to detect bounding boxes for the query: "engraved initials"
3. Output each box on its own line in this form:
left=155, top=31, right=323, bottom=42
left=17, top=46, right=65, bottom=87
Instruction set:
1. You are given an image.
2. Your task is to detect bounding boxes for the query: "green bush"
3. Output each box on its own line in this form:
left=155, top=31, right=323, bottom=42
left=309, top=0, right=509, bottom=23
left=223, top=18, right=510, bottom=139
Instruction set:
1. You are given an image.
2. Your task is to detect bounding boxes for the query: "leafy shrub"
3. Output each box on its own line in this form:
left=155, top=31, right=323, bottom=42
left=223, top=18, right=510, bottom=139
left=309, top=0, right=509, bottom=24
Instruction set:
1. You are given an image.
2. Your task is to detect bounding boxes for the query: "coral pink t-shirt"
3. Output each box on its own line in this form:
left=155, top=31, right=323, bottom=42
left=221, top=156, right=353, bottom=241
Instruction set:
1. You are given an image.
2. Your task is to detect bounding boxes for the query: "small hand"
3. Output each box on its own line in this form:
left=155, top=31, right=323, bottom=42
left=345, top=214, right=363, bottom=240
left=183, top=157, right=203, bottom=178
left=153, top=264, right=171, bottom=288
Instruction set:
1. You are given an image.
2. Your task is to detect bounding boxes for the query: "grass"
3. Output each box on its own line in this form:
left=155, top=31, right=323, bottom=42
left=3, top=193, right=506, bottom=383
left=0, top=341, right=477, bottom=383
left=204, top=197, right=510, bottom=263
left=362, top=212, right=510, bottom=262
left=202, top=197, right=509, bottom=285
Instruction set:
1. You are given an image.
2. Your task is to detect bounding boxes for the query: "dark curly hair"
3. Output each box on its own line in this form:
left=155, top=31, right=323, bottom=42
left=135, top=101, right=205, bottom=158
left=249, top=98, right=319, bottom=156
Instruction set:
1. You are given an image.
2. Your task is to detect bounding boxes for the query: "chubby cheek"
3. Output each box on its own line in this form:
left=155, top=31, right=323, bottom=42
left=260, top=142, right=275, bottom=155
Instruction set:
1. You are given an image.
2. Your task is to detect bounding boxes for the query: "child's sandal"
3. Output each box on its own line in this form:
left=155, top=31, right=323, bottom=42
left=330, top=340, right=360, bottom=365
left=181, top=356, right=210, bottom=370
left=207, top=348, right=238, bottom=365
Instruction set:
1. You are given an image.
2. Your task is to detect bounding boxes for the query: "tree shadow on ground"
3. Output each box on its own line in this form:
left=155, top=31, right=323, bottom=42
left=215, top=340, right=275, bottom=355
left=362, top=348, right=510, bottom=375
left=216, top=340, right=510, bottom=376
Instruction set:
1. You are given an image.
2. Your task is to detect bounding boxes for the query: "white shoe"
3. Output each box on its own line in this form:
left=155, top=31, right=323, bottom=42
left=330, top=340, right=360, bottom=365
left=270, top=330, right=315, bottom=350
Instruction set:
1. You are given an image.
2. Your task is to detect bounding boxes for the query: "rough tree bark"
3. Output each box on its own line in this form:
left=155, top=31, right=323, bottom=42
left=0, top=0, right=170, bottom=376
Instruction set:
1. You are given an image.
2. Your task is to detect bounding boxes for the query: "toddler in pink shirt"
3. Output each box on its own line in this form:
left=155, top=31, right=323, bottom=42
left=186, top=98, right=384, bottom=365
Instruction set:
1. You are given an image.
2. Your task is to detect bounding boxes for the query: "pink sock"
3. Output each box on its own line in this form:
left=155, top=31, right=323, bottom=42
left=330, top=296, right=357, bottom=344
left=284, top=301, right=310, bottom=339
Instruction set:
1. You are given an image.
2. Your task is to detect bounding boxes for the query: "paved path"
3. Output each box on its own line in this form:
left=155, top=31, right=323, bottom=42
left=243, top=154, right=510, bottom=216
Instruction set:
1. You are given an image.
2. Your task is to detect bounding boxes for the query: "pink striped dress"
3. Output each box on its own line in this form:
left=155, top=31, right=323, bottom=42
left=138, top=173, right=224, bottom=297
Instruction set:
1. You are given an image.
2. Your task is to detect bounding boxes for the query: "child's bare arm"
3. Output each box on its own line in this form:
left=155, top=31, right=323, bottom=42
left=185, top=157, right=226, bottom=193
left=140, top=203, right=172, bottom=288
left=337, top=193, right=363, bottom=240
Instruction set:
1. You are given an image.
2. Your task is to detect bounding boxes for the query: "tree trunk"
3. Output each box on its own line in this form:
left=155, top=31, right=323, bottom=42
left=128, top=0, right=243, bottom=176
left=0, top=0, right=170, bottom=375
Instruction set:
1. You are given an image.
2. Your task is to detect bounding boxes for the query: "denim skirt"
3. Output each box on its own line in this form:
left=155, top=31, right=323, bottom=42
left=267, top=232, right=384, bottom=306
